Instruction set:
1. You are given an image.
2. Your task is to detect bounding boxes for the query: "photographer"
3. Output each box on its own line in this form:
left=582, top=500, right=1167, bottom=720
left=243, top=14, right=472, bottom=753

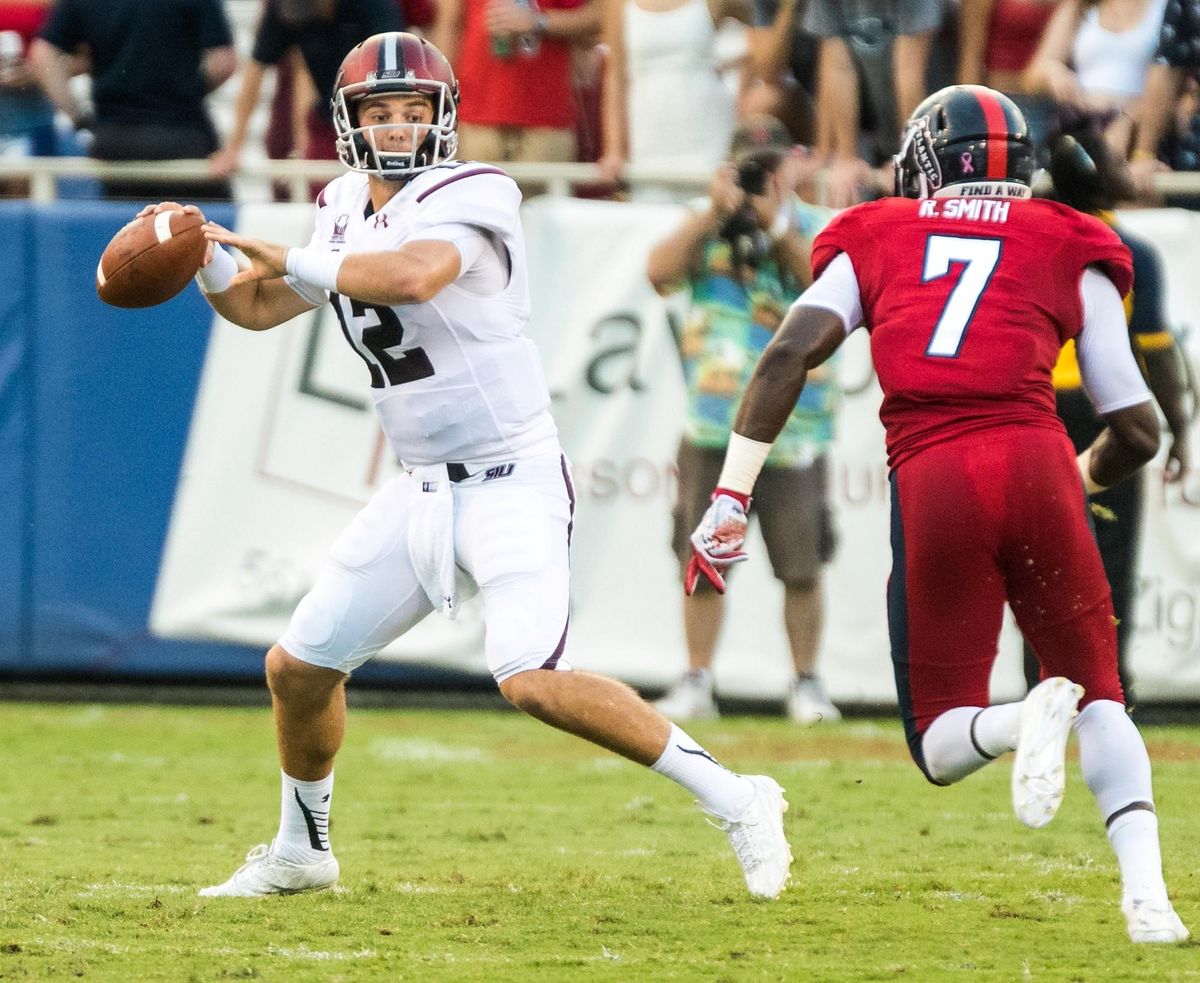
left=647, top=115, right=842, bottom=724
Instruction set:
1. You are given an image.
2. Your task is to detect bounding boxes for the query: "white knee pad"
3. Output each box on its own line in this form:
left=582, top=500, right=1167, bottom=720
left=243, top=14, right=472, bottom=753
left=282, top=578, right=354, bottom=659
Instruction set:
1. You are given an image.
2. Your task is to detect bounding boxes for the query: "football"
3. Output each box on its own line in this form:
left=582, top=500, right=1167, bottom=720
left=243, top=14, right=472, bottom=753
left=95, top=208, right=207, bottom=308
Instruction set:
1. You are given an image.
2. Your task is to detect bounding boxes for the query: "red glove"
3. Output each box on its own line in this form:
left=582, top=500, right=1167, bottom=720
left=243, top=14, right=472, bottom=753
left=685, top=488, right=751, bottom=595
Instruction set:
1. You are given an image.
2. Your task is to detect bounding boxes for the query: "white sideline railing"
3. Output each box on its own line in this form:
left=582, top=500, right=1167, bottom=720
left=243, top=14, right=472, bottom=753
left=3, top=156, right=1200, bottom=205
left=0, top=157, right=713, bottom=203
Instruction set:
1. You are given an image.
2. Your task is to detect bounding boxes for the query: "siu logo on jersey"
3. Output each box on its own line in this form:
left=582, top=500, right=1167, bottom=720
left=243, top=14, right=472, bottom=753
left=331, top=214, right=350, bottom=244
left=483, top=463, right=515, bottom=482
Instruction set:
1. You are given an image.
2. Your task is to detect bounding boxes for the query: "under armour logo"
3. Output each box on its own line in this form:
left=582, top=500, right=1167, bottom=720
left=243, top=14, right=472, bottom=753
left=960, top=152, right=975, bottom=174
left=373, top=213, right=389, bottom=229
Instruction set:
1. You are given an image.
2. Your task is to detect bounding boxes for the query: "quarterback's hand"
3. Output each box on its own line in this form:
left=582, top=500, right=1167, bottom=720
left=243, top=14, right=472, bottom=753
left=135, top=201, right=206, bottom=221
left=201, top=223, right=288, bottom=286
left=685, top=489, right=750, bottom=595
left=136, top=202, right=216, bottom=264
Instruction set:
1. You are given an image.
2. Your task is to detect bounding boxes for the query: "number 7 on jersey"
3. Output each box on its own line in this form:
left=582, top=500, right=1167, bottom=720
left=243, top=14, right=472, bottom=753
left=921, top=234, right=1002, bottom=358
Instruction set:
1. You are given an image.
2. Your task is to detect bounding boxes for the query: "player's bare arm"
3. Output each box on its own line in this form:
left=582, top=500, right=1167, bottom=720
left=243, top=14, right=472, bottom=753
left=1083, top=404, right=1160, bottom=492
left=333, top=239, right=464, bottom=305
left=132, top=202, right=315, bottom=331
left=733, top=305, right=846, bottom=443
left=204, top=221, right=463, bottom=308
left=685, top=305, right=845, bottom=595
left=1141, top=344, right=1191, bottom=481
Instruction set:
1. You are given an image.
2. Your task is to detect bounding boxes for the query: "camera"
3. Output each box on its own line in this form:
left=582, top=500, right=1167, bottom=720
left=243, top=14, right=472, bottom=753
left=736, top=158, right=768, bottom=196
left=720, top=156, right=774, bottom=269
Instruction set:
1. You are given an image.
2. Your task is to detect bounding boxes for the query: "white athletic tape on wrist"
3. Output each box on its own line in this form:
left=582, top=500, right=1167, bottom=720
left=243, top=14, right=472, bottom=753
left=285, top=246, right=345, bottom=293
left=717, top=432, right=773, bottom=496
left=195, top=243, right=239, bottom=294
left=1077, top=446, right=1108, bottom=495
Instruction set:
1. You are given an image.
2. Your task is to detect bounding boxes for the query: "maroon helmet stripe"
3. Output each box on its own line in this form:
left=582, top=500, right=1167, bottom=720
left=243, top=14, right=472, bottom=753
left=974, top=89, right=1009, bottom=180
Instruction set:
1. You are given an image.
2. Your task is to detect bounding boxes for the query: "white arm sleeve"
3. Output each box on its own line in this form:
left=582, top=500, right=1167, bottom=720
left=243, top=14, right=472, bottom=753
left=1076, top=267, right=1152, bottom=414
left=284, top=224, right=329, bottom=306
left=416, top=221, right=507, bottom=294
left=789, top=251, right=863, bottom=335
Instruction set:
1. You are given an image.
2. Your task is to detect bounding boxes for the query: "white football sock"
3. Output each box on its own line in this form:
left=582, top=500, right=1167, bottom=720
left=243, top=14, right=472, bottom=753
left=1109, top=810, right=1168, bottom=905
left=1074, top=700, right=1167, bottom=903
left=651, top=724, right=755, bottom=820
left=275, top=770, right=334, bottom=862
left=920, top=703, right=1022, bottom=784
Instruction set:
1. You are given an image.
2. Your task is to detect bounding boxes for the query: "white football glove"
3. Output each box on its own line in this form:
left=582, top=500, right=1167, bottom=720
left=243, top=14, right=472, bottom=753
left=686, top=490, right=750, bottom=595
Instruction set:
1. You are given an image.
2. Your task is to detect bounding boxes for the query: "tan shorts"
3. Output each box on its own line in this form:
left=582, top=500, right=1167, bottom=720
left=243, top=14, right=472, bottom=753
left=457, top=123, right=577, bottom=163
left=672, top=439, right=834, bottom=589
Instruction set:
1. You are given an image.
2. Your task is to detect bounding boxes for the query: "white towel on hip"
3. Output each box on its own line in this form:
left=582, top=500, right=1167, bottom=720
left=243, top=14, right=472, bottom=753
left=406, top=465, right=458, bottom=619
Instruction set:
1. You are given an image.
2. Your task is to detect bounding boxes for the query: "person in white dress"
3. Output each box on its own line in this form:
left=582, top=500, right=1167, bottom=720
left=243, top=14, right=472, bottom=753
left=600, top=0, right=749, bottom=189
left=140, top=31, right=792, bottom=900
left=1024, top=0, right=1170, bottom=154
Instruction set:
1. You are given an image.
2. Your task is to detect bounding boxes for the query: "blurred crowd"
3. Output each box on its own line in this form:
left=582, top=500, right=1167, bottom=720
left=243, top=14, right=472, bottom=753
left=2, top=0, right=1199, bottom=207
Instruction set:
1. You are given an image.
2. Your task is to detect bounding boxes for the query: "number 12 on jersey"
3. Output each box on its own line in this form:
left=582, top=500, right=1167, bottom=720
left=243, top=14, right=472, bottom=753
left=332, top=293, right=435, bottom=388
left=921, top=234, right=1002, bottom=358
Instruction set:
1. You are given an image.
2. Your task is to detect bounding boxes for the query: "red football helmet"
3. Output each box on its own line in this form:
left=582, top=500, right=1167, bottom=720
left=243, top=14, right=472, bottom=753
left=331, top=32, right=459, bottom=178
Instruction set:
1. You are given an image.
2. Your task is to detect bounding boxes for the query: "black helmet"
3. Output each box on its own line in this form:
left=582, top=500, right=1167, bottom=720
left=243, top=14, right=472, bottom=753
left=893, top=84, right=1035, bottom=198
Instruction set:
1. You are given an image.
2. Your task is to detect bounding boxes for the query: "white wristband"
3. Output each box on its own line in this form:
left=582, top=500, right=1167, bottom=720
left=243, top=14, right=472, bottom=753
left=1077, top=446, right=1108, bottom=495
left=195, top=243, right=239, bottom=294
left=285, top=247, right=345, bottom=293
left=717, top=432, right=773, bottom=495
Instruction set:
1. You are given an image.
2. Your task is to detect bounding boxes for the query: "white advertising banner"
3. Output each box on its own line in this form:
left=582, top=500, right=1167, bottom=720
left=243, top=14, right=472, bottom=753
left=150, top=200, right=1200, bottom=705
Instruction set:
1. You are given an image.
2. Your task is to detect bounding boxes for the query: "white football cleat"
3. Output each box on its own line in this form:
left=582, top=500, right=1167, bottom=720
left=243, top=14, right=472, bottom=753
left=655, top=670, right=719, bottom=721
left=705, top=775, right=792, bottom=900
left=199, top=841, right=339, bottom=897
left=787, top=677, right=842, bottom=725
left=1012, top=676, right=1084, bottom=829
left=1122, top=898, right=1190, bottom=943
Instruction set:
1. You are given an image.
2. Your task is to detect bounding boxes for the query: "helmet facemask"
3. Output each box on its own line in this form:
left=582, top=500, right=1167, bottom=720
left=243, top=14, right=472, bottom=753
left=893, top=116, right=942, bottom=198
left=333, top=80, right=458, bottom=179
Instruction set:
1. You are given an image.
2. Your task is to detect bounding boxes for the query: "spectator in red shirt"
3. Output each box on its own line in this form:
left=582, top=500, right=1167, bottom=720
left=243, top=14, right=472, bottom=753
left=958, top=0, right=1061, bottom=150
left=434, top=0, right=601, bottom=162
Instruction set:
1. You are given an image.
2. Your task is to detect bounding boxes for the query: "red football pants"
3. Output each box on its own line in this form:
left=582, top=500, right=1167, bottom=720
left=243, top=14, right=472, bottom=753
left=886, top=428, right=1124, bottom=772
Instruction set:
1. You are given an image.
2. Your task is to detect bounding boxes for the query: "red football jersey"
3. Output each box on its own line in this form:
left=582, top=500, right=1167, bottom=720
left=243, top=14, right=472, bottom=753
left=812, top=196, right=1132, bottom=469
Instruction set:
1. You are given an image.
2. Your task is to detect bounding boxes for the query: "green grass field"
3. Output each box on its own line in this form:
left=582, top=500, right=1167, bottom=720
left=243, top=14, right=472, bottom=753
left=0, top=701, right=1197, bottom=981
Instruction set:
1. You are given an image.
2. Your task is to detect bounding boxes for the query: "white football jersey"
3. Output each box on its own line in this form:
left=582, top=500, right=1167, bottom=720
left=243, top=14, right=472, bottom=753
left=287, top=161, right=559, bottom=466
